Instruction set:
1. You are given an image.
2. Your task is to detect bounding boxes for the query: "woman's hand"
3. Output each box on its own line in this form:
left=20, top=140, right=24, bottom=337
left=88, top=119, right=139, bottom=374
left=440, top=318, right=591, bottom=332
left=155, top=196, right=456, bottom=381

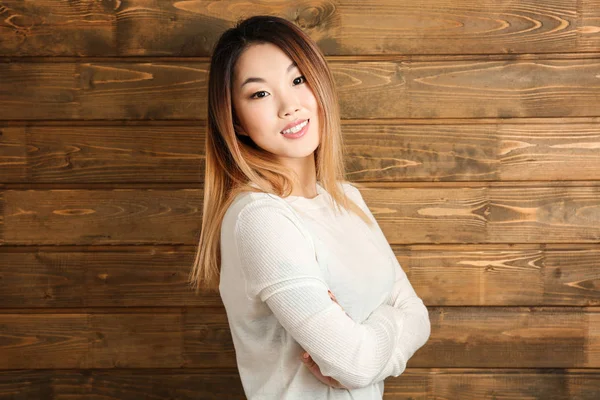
left=300, top=290, right=350, bottom=390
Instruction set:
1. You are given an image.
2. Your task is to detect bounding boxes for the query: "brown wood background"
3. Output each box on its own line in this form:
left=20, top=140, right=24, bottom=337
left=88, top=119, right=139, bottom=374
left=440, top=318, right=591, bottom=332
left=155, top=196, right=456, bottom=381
left=1, top=0, right=600, bottom=399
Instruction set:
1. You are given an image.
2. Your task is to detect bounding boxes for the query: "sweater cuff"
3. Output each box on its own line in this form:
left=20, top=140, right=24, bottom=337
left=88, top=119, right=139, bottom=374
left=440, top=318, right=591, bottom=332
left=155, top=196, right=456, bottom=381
left=369, top=304, right=408, bottom=379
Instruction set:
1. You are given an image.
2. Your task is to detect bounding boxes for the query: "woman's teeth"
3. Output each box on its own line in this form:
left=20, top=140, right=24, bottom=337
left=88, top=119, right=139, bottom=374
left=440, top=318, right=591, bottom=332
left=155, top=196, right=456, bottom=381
left=281, top=119, right=308, bottom=135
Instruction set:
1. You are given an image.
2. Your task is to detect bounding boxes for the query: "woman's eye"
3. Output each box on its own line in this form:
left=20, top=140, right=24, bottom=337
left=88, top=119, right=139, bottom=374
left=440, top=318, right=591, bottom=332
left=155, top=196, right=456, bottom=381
left=249, top=76, right=306, bottom=99
left=294, top=75, right=306, bottom=85
left=250, top=91, right=268, bottom=99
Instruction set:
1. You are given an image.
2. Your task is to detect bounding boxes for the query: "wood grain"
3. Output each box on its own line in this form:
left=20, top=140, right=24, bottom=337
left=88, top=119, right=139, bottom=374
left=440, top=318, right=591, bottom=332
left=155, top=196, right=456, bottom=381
left=358, top=185, right=600, bottom=244
left=2, top=189, right=203, bottom=245
left=0, top=184, right=600, bottom=245
left=1, top=245, right=599, bottom=307
left=1, top=0, right=596, bottom=57
left=403, top=59, right=600, bottom=119
left=0, top=368, right=599, bottom=400
left=581, top=0, right=600, bottom=51
left=0, top=368, right=600, bottom=400
left=397, top=245, right=600, bottom=306
left=1, top=121, right=599, bottom=183
left=1, top=0, right=599, bottom=396
left=0, top=307, right=598, bottom=369
left=0, top=125, right=205, bottom=184
left=0, top=369, right=246, bottom=400
left=4, top=185, right=598, bottom=245
left=2, top=59, right=600, bottom=120
left=384, top=369, right=600, bottom=399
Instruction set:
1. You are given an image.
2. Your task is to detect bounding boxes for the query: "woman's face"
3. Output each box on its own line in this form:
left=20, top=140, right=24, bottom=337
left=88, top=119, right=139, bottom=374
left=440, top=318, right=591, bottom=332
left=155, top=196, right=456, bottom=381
left=231, top=42, right=320, bottom=168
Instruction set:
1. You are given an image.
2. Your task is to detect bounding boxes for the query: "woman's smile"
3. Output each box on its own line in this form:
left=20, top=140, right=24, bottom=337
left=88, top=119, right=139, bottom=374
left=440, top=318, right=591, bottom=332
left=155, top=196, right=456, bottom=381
left=281, top=119, right=310, bottom=139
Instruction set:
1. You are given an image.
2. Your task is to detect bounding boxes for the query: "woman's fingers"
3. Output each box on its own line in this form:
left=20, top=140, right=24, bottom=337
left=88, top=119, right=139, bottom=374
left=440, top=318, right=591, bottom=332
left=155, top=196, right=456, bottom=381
left=327, top=290, right=337, bottom=302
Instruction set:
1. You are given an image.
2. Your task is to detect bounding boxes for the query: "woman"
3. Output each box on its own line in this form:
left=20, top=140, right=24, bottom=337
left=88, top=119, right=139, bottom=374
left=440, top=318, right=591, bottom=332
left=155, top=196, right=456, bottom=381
left=189, top=15, right=431, bottom=399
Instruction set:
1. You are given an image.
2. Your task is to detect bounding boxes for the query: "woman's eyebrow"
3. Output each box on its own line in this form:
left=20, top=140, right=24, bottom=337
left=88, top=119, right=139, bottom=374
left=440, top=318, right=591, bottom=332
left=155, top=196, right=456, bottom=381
left=240, top=62, right=298, bottom=88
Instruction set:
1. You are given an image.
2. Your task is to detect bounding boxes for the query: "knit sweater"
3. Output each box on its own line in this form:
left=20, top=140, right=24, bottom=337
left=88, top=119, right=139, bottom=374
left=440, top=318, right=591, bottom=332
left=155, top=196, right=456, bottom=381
left=219, top=181, right=430, bottom=399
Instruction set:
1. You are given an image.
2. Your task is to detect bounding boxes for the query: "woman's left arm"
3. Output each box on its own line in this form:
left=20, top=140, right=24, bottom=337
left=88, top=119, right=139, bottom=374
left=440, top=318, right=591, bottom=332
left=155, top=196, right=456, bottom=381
left=384, top=255, right=431, bottom=365
left=301, top=182, right=431, bottom=383
left=346, top=183, right=431, bottom=374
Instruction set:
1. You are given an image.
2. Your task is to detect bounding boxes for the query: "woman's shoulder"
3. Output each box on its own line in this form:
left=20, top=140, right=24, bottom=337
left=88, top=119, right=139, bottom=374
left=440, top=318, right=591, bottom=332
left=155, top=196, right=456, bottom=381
left=222, top=180, right=361, bottom=225
left=222, top=189, right=296, bottom=229
left=339, top=180, right=364, bottom=200
left=339, top=180, right=357, bottom=192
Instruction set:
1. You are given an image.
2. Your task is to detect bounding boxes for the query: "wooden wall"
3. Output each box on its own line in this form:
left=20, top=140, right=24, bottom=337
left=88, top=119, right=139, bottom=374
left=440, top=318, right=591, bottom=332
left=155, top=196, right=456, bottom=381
left=1, top=1, right=600, bottom=399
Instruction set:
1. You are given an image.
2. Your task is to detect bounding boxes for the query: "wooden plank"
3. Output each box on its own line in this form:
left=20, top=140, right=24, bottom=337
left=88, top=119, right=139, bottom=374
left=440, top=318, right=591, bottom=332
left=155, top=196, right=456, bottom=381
left=416, top=307, right=590, bottom=368
left=2, top=59, right=600, bottom=120
left=2, top=189, right=203, bottom=245
left=0, top=0, right=115, bottom=57
left=1, top=245, right=599, bottom=307
left=0, top=311, right=187, bottom=370
left=589, top=312, right=600, bottom=367
left=0, top=248, right=222, bottom=308
left=358, top=185, right=600, bottom=244
left=342, top=122, right=600, bottom=182
left=0, top=125, right=205, bottom=184
left=2, top=185, right=600, bottom=245
left=0, top=63, right=79, bottom=120
left=0, top=127, right=27, bottom=182
left=334, top=0, right=584, bottom=55
left=580, top=0, right=600, bottom=51
left=402, top=59, right=600, bottom=119
left=385, top=368, right=600, bottom=399
left=0, top=307, right=598, bottom=369
left=0, top=369, right=246, bottom=400
left=0, top=368, right=599, bottom=400
left=399, top=245, right=600, bottom=306
left=2, top=121, right=599, bottom=183
left=0, top=0, right=591, bottom=57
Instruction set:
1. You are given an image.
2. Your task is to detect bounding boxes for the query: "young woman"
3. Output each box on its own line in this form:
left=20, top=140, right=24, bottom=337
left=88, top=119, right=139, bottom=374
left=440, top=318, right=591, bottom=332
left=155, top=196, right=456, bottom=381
left=189, top=15, right=431, bottom=399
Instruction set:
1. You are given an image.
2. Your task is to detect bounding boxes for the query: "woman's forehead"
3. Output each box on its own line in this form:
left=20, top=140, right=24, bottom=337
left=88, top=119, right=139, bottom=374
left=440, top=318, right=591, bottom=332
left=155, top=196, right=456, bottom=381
left=234, top=43, right=295, bottom=81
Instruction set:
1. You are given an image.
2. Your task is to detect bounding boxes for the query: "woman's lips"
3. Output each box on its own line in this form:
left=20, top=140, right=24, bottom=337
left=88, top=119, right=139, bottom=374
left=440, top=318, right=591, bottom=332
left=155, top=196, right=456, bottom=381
left=281, top=119, right=310, bottom=139
left=280, top=118, right=308, bottom=134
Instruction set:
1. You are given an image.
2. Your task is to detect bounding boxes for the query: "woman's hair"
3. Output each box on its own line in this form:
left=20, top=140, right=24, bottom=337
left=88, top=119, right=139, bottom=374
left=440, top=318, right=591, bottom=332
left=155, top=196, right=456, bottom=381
left=188, top=15, right=372, bottom=294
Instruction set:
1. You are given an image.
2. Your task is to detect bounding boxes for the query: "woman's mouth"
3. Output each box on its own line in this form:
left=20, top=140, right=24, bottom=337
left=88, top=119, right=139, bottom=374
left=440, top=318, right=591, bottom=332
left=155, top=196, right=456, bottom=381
left=281, top=119, right=310, bottom=139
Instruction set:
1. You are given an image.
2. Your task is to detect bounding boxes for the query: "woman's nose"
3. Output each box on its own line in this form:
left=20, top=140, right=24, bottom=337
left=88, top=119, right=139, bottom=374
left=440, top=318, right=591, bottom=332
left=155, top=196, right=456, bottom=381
left=279, top=96, right=301, bottom=117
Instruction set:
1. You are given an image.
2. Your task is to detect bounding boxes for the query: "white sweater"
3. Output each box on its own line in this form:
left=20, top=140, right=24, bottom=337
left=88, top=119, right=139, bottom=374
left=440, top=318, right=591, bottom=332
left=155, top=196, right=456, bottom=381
left=219, top=181, right=430, bottom=399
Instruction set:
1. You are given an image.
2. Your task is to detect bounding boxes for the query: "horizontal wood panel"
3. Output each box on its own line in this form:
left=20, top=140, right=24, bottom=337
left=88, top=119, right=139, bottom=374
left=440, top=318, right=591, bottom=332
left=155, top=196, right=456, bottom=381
left=2, top=121, right=599, bottom=183
left=1, top=245, right=599, bottom=307
left=2, top=185, right=599, bottom=245
left=346, top=122, right=600, bottom=182
left=403, top=59, right=600, bottom=119
left=0, top=125, right=205, bottom=184
left=0, top=308, right=598, bottom=369
left=1, top=368, right=599, bottom=400
left=0, top=369, right=245, bottom=399
left=384, top=368, right=600, bottom=400
left=359, top=185, right=600, bottom=244
left=1, top=0, right=597, bottom=57
left=581, top=0, right=600, bottom=51
left=1, top=189, right=203, bottom=245
left=398, top=246, right=600, bottom=306
left=2, top=59, right=600, bottom=120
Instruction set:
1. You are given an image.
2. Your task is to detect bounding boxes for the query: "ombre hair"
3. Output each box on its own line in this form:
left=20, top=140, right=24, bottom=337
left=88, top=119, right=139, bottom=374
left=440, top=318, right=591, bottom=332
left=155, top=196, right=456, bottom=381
left=189, top=15, right=372, bottom=294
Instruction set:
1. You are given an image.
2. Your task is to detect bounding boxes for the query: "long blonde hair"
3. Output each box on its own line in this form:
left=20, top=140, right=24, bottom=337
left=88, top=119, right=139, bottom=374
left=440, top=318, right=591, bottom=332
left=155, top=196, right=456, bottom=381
left=189, top=15, right=372, bottom=295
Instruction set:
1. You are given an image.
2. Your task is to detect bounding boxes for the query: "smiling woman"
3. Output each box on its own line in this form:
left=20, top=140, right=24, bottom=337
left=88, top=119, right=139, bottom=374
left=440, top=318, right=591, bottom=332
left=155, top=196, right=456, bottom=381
left=188, top=15, right=430, bottom=400
left=231, top=42, right=320, bottom=178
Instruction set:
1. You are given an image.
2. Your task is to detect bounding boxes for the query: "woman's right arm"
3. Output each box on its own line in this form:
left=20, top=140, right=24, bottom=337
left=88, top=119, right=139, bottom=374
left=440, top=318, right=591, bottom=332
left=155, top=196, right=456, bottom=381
left=234, top=199, right=408, bottom=390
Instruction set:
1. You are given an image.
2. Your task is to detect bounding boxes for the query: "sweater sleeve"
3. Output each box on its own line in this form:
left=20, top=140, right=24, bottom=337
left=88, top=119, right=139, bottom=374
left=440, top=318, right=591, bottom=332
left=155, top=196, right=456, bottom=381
left=234, top=198, right=406, bottom=390
left=344, top=183, right=431, bottom=375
